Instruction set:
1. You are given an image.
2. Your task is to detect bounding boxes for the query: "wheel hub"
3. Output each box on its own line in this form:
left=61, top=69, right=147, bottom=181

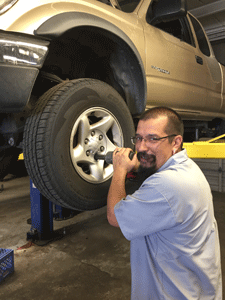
left=84, top=129, right=106, bottom=158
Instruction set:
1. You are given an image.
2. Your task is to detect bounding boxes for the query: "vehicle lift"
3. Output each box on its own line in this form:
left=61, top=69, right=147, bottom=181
left=21, top=134, right=225, bottom=246
left=27, top=180, right=78, bottom=246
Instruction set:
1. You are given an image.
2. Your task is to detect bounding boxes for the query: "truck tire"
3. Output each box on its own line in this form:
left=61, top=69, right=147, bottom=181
left=23, top=79, right=135, bottom=210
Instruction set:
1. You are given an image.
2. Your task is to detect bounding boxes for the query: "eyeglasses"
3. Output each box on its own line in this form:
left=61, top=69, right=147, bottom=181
left=131, top=134, right=176, bottom=145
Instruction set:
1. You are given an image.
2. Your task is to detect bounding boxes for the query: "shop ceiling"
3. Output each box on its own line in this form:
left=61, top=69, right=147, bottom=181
left=188, top=0, right=225, bottom=42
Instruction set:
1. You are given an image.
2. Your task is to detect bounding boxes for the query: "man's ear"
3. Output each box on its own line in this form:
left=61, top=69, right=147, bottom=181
left=173, top=135, right=183, bottom=152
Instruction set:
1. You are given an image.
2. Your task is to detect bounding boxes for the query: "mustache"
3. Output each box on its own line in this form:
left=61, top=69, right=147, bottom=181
left=136, top=152, right=157, bottom=181
left=137, top=152, right=156, bottom=163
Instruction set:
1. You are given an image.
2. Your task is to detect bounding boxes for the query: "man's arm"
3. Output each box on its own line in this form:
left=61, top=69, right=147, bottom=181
left=107, top=168, right=127, bottom=227
left=107, top=148, right=138, bottom=227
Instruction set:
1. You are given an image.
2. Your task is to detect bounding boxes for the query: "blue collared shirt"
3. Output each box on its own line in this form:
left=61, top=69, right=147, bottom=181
left=114, top=150, right=222, bottom=299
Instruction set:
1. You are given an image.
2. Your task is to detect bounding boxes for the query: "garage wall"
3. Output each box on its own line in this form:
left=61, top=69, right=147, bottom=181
left=193, top=159, right=225, bottom=192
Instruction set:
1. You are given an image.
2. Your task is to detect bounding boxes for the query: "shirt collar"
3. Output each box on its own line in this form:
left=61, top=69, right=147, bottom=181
left=157, top=149, right=189, bottom=173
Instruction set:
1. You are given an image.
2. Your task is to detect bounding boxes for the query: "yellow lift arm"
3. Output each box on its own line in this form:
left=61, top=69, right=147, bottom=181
left=183, top=134, right=225, bottom=159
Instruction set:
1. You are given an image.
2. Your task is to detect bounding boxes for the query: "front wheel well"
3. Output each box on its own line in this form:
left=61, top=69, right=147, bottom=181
left=35, top=26, right=146, bottom=116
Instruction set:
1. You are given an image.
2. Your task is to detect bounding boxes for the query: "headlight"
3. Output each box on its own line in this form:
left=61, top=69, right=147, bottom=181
left=0, top=0, right=19, bottom=15
left=0, top=30, right=49, bottom=68
left=0, top=40, right=48, bottom=68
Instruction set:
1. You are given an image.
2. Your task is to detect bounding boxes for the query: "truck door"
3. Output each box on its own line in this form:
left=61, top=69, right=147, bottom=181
left=188, top=14, right=222, bottom=113
left=143, top=10, right=222, bottom=116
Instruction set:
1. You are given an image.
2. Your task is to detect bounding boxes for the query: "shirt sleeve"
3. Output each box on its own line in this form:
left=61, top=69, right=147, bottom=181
left=114, top=181, right=177, bottom=241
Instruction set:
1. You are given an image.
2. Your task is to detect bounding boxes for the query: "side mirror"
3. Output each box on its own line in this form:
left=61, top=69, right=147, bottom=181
left=149, top=0, right=187, bottom=25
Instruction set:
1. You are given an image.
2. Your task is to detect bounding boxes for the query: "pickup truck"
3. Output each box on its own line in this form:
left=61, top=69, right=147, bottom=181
left=0, top=0, right=225, bottom=210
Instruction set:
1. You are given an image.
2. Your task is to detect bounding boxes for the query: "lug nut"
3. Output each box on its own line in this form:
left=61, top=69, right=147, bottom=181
left=100, top=146, right=105, bottom=152
left=86, top=150, right=90, bottom=156
left=91, top=131, right=95, bottom=136
left=99, top=135, right=103, bottom=140
left=84, top=138, right=89, bottom=144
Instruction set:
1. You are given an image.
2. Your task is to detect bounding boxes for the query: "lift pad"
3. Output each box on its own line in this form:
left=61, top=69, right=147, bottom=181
left=183, top=134, right=225, bottom=159
left=18, top=153, right=23, bottom=160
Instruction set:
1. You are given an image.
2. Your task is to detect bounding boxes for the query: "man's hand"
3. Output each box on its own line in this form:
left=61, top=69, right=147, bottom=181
left=113, top=147, right=139, bottom=174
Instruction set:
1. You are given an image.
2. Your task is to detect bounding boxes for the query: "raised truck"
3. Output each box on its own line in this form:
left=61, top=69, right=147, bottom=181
left=0, top=0, right=224, bottom=209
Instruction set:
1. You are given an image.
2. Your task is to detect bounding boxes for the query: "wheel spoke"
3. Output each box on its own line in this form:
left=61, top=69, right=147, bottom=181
left=72, top=145, right=93, bottom=164
left=105, top=138, right=118, bottom=152
left=90, top=115, right=114, bottom=133
left=104, top=165, right=114, bottom=177
left=78, top=115, right=91, bottom=144
left=89, top=161, right=104, bottom=181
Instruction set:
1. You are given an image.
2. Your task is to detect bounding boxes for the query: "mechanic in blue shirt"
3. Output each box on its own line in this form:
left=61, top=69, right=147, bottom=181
left=107, top=106, right=222, bottom=300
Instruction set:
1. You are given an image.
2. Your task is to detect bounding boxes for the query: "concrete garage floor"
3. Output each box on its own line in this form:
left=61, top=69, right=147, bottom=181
left=0, top=171, right=225, bottom=299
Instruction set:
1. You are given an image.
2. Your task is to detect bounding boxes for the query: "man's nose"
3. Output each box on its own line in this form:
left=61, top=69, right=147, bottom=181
left=136, top=139, right=149, bottom=152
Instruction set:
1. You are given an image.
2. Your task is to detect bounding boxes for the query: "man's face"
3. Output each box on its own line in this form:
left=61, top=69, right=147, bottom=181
left=136, top=116, right=175, bottom=175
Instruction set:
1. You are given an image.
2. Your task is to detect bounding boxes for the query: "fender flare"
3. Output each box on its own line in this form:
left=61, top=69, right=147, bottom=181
left=35, top=12, right=146, bottom=115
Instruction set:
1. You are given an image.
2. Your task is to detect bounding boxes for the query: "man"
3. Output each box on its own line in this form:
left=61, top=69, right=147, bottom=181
left=107, top=107, right=222, bottom=300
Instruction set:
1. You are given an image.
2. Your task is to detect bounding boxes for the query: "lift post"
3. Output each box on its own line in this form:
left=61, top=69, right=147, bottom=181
left=27, top=180, right=76, bottom=246
left=27, top=180, right=54, bottom=245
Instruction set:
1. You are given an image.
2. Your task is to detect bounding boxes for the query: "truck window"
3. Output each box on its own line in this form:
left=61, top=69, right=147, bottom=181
left=118, top=0, right=141, bottom=12
left=152, top=18, right=195, bottom=46
left=189, top=14, right=210, bottom=57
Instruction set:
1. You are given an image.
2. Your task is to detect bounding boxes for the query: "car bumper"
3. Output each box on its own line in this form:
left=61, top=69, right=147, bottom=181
left=0, top=30, right=49, bottom=113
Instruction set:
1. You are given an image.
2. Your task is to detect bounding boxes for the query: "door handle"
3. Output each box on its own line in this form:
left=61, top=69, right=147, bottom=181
left=196, top=55, right=203, bottom=65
